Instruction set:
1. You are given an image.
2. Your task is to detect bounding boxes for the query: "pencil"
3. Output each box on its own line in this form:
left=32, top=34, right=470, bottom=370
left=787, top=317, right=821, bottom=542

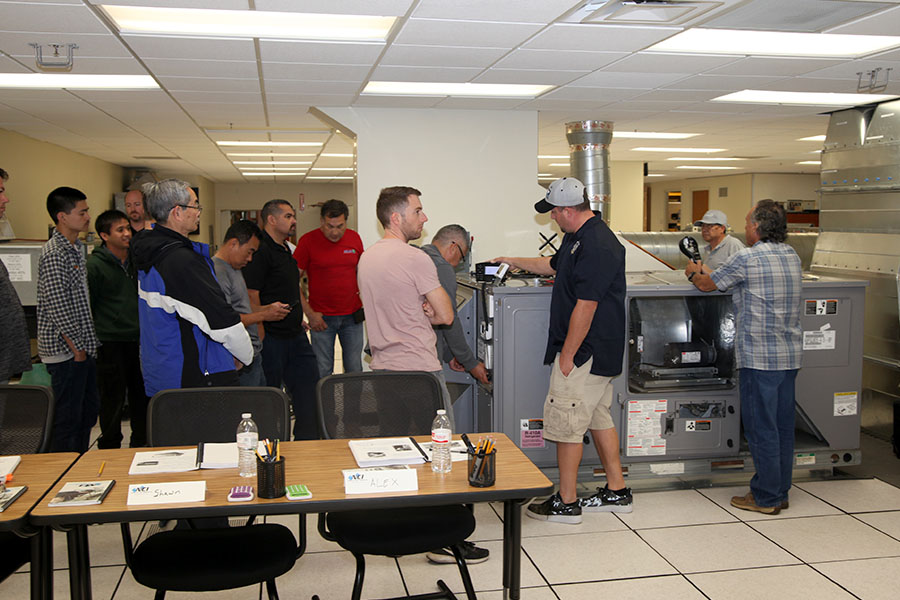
left=97, top=461, right=106, bottom=477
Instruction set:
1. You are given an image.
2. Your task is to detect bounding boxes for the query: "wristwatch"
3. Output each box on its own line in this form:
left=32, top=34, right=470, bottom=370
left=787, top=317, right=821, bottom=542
left=687, top=272, right=696, bottom=282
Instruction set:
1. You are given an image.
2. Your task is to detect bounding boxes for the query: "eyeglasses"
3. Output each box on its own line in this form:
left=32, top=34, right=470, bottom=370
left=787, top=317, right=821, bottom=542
left=451, top=240, right=468, bottom=261
left=175, top=203, right=203, bottom=213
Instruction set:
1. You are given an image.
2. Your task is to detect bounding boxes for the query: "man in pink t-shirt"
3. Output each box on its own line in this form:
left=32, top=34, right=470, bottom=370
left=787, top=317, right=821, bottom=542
left=357, top=185, right=490, bottom=565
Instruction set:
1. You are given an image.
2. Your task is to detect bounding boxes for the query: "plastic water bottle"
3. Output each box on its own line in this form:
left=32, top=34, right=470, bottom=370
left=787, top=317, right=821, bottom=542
left=237, top=413, right=258, bottom=478
left=431, top=409, right=452, bottom=474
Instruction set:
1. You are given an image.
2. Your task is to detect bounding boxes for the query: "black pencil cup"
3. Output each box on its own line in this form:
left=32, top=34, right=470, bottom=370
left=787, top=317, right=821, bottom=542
left=467, top=450, right=496, bottom=487
left=257, top=457, right=285, bottom=498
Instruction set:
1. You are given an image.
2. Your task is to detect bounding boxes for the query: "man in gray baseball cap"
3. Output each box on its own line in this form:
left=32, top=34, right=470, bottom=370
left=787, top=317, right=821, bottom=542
left=694, top=209, right=744, bottom=271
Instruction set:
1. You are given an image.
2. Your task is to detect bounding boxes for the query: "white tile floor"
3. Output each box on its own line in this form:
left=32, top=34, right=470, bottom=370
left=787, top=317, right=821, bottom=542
left=6, top=475, right=900, bottom=599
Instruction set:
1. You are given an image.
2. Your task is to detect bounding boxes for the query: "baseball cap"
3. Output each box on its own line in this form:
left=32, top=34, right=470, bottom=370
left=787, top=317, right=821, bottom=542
left=534, top=177, right=586, bottom=214
left=693, top=209, right=728, bottom=227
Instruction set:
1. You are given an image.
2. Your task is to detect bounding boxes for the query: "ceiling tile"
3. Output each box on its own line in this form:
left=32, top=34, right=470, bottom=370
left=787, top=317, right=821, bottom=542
left=603, top=52, right=741, bottom=73
left=632, top=89, right=721, bottom=102
left=0, top=56, right=32, bottom=73
left=435, top=96, right=534, bottom=109
left=269, top=94, right=358, bottom=105
left=265, top=80, right=361, bottom=94
left=662, top=74, right=788, bottom=91
left=394, top=18, right=543, bottom=48
left=160, top=76, right=260, bottom=93
left=259, top=40, right=384, bottom=65
left=370, top=65, right=482, bottom=83
left=85, top=1, right=250, bottom=7
left=146, top=58, right=259, bottom=78
left=353, top=95, right=444, bottom=108
left=494, top=49, right=627, bottom=71
left=540, top=87, right=645, bottom=102
left=571, top=70, right=685, bottom=88
left=0, top=2, right=108, bottom=34
left=525, top=24, right=679, bottom=52
left=122, top=35, right=256, bottom=61
left=413, top=0, right=581, bottom=23
left=381, top=45, right=506, bottom=68
left=0, top=32, right=132, bottom=59
left=172, top=91, right=263, bottom=103
left=263, top=63, right=371, bottom=81
left=254, top=0, right=413, bottom=16
left=473, top=69, right=586, bottom=86
left=763, top=77, right=900, bottom=94
left=801, top=59, right=900, bottom=79
left=706, top=57, right=846, bottom=77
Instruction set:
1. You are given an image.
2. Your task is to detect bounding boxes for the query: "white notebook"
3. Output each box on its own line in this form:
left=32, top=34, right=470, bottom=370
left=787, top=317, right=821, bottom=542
left=0, top=455, right=21, bottom=479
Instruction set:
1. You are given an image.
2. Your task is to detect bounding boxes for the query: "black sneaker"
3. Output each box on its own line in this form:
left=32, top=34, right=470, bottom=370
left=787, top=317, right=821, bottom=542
left=526, top=492, right=582, bottom=524
left=581, top=486, right=633, bottom=513
left=426, top=541, right=490, bottom=564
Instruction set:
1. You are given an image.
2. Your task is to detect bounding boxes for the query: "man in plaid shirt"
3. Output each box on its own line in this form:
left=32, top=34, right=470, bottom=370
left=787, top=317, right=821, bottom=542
left=37, top=186, right=100, bottom=453
left=686, top=200, right=802, bottom=515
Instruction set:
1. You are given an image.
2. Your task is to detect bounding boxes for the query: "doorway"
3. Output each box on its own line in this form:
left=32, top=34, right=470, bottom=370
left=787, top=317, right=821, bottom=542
left=692, top=190, right=709, bottom=224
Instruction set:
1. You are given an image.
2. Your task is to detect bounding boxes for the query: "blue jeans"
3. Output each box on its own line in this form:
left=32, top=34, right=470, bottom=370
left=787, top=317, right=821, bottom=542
left=238, top=353, right=266, bottom=387
left=309, top=315, right=364, bottom=378
left=261, top=334, right=319, bottom=440
left=46, top=357, right=100, bottom=453
left=740, top=368, right=798, bottom=508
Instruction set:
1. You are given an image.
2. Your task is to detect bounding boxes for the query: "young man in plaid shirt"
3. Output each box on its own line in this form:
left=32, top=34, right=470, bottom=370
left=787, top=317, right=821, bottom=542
left=37, top=186, right=100, bottom=453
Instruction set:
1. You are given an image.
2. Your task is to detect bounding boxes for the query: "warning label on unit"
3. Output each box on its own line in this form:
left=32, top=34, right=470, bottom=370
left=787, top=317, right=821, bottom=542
left=834, top=392, right=858, bottom=417
left=626, top=399, right=667, bottom=457
left=795, top=453, right=816, bottom=466
left=520, top=418, right=545, bottom=448
left=805, top=299, right=838, bottom=316
left=650, top=462, right=685, bottom=475
left=803, top=329, right=836, bottom=350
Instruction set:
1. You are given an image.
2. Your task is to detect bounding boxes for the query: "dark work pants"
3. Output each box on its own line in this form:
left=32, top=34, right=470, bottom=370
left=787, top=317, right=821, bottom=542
left=96, top=341, right=149, bottom=448
left=46, top=357, right=100, bottom=453
left=261, top=333, right=319, bottom=440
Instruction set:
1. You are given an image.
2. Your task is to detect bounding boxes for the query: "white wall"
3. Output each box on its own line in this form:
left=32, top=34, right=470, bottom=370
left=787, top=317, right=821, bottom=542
left=608, top=160, right=645, bottom=232
left=321, top=107, right=547, bottom=262
left=752, top=173, right=820, bottom=205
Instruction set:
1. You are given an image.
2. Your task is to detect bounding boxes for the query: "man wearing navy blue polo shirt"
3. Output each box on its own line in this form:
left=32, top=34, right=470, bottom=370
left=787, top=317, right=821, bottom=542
left=495, top=177, right=631, bottom=524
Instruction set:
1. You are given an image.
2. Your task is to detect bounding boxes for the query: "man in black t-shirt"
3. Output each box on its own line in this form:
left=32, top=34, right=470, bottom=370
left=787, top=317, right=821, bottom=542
left=495, top=177, right=631, bottom=524
left=242, top=199, right=319, bottom=440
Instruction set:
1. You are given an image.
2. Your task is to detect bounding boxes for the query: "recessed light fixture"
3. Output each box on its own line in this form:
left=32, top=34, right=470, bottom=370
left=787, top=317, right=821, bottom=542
left=100, top=5, right=396, bottom=41
left=797, top=160, right=822, bottom=165
left=306, top=176, right=355, bottom=180
left=233, top=161, right=312, bottom=165
left=0, top=73, right=157, bottom=90
left=538, top=173, right=553, bottom=177
left=217, top=141, right=323, bottom=147
left=647, top=28, right=900, bottom=58
left=240, top=167, right=309, bottom=171
left=666, top=157, right=743, bottom=161
left=613, top=131, right=700, bottom=139
left=310, top=167, right=354, bottom=171
left=363, top=81, right=553, bottom=97
left=242, top=172, right=307, bottom=176
left=713, top=90, right=898, bottom=106
left=320, top=153, right=354, bottom=158
left=633, top=147, right=725, bottom=153
left=797, top=135, right=826, bottom=142
left=646, top=174, right=665, bottom=177
left=227, top=153, right=317, bottom=157
left=676, top=165, right=740, bottom=170
left=548, top=163, right=570, bottom=168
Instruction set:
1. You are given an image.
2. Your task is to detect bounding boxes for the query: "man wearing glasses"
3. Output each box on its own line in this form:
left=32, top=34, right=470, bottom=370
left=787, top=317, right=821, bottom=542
left=694, top=210, right=744, bottom=272
left=420, top=225, right=490, bottom=387
left=132, top=179, right=252, bottom=397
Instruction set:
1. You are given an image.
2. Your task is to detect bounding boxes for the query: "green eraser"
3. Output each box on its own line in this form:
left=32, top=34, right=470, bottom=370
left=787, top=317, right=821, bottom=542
left=286, top=484, right=312, bottom=500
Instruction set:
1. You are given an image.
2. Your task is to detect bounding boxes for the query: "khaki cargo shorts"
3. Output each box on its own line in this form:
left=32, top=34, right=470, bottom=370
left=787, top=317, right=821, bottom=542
left=543, top=354, right=614, bottom=443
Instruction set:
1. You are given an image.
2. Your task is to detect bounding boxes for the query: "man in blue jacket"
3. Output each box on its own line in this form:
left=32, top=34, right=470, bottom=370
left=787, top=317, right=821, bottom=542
left=131, top=179, right=252, bottom=396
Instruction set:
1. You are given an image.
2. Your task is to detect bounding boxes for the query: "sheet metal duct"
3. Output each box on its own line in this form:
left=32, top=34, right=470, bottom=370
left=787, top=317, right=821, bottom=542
left=566, top=120, right=612, bottom=221
left=817, top=99, right=900, bottom=437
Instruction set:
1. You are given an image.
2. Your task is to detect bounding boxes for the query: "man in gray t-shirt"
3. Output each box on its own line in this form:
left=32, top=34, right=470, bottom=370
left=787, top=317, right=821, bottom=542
left=694, top=209, right=745, bottom=272
left=212, top=220, right=290, bottom=386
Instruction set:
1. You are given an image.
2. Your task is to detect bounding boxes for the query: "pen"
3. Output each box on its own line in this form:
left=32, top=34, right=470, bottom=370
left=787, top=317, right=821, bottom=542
left=461, top=433, right=476, bottom=454
left=97, top=461, right=106, bottom=477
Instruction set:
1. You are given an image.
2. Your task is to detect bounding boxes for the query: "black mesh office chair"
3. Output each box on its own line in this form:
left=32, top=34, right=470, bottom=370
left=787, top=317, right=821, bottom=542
left=0, top=384, right=55, bottom=582
left=316, top=372, right=477, bottom=600
left=122, top=387, right=302, bottom=600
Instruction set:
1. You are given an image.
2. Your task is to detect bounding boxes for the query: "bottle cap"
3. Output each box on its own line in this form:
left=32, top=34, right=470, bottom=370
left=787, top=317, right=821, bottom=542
left=437, top=409, right=446, bottom=415
left=242, top=412, right=251, bottom=418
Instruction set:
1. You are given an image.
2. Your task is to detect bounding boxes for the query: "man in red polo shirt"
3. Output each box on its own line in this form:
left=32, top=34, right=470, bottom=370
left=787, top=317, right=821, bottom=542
left=293, top=199, right=364, bottom=377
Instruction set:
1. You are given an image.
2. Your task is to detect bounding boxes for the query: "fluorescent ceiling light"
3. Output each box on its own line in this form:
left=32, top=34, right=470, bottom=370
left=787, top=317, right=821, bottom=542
left=243, top=172, right=306, bottom=176
left=548, top=163, right=570, bottom=167
left=798, top=135, right=826, bottom=142
left=306, top=176, right=355, bottom=180
left=363, top=81, right=552, bottom=97
left=713, top=90, right=898, bottom=106
left=538, top=155, right=568, bottom=159
left=647, top=28, right=900, bottom=58
left=101, top=5, right=395, bottom=41
left=646, top=174, right=666, bottom=177
left=310, top=167, right=354, bottom=171
left=217, top=141, right=322, bottom=147
left=240, top=167, right=309, bottom=171
left=233, top=161, right=311, bottom=165
left=634, top=147, right=725, bottom=153
left=797, top=161, right=822, bottom=165
left=227, top=153, right=316, bottom=157
left=0, top=73, right=157, bottom=90
left=676, top=165, right=740, bottom=170
left=538, top=173, right=553, bottom=177
left=321, top=153, right=354, bottom=158
left=666, top=157, right=743, bottom=161
left=613, top=131, right=699, bottom=139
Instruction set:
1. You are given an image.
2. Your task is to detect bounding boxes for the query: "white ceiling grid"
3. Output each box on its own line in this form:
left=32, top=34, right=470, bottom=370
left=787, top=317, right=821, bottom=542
left=0, top=0, right=898, bottom=181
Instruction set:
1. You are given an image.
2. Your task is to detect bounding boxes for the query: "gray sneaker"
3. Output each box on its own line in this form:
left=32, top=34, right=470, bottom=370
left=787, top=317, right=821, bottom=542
left=581, top=486, right=633, bottom=513
left=526, top=492, right=583, bottom=524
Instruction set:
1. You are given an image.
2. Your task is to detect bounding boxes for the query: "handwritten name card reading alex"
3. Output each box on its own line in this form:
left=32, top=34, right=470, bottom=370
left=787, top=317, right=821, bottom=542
left=342, top=466, right=418, bottom=495
left=127, top=481, right=207, bottom=505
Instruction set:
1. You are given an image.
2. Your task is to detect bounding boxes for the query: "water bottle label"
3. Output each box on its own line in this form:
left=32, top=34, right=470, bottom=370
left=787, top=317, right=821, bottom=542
left=432, top=428, right=451, bottom=444
left=237, top=433, right=258, bottom=448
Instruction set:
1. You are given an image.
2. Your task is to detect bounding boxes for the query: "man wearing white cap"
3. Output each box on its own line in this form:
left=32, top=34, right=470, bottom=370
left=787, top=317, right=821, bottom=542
left=695, top=209, right=744, bottom=271
left=495, top=177, right=631, bottom=524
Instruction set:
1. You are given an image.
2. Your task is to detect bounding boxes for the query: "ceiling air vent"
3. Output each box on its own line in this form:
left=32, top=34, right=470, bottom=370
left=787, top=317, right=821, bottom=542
left=579, top=0, right=723, bottom=25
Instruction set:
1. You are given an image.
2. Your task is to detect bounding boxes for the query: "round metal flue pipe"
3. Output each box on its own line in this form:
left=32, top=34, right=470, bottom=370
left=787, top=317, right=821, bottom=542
left=566, top=120, right=613, bottom=222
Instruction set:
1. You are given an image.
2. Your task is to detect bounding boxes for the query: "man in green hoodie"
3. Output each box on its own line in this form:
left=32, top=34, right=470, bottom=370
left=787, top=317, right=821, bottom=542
left=87, top=209, right=148, bottom=448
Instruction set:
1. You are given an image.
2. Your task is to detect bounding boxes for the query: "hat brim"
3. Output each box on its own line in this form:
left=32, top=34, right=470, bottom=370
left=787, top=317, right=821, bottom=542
left=534, top=198, right=554, bottom=213
left=694, top=220, right=726, bottom=227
